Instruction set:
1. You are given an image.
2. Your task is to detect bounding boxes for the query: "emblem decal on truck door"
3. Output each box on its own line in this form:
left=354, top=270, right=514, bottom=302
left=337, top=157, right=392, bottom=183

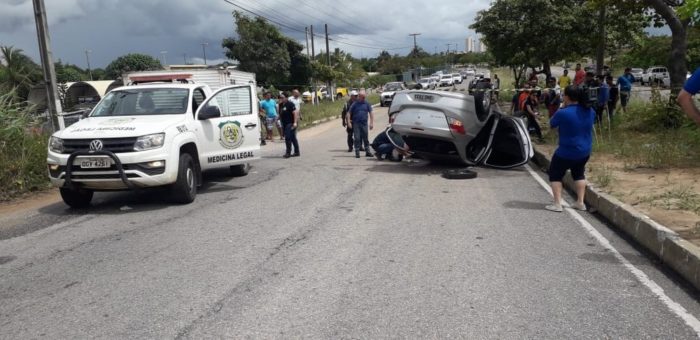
left=218, top=120, right=244, bottom=149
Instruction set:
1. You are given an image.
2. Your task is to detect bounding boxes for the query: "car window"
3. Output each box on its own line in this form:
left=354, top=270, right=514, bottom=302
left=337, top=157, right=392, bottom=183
left=202, top=86, right=252, bottom=117
left=91, top=88, right=189, bottom=117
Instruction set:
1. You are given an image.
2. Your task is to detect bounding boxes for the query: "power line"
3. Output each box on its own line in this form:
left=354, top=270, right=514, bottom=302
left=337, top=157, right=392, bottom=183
left=223, top=0, right=407, bottom=51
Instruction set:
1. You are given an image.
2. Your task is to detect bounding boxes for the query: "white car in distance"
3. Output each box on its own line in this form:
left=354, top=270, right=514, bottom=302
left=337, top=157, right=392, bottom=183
left=439, top=74, right=454, bottom=87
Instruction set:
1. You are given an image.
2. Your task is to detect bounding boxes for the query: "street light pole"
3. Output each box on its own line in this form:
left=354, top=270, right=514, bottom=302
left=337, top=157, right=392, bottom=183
left=160, top=51, right=168, bottom=66
left=85, top=49, right=93, bottom=81
left=201, top=42, right=208, bottom=65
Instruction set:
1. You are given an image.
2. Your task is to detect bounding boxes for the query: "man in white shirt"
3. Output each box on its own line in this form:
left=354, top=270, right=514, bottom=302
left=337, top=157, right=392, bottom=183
left=289, top=89, right=303, bottom=120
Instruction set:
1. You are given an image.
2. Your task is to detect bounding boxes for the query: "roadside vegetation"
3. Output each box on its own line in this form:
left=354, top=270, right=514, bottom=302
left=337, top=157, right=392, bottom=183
left=0, top=91, right=50, bottom=201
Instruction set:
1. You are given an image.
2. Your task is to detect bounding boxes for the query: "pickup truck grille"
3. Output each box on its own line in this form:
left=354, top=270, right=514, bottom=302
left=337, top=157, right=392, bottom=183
left=62, top=137, right=138, bottom=154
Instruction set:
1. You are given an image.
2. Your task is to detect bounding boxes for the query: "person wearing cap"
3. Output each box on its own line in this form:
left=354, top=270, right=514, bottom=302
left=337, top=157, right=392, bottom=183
left=347, top=91, right=374, bottom=158
left=342, top=90, right=359, bottom=152
left=277, top=93, right=300, bottom=158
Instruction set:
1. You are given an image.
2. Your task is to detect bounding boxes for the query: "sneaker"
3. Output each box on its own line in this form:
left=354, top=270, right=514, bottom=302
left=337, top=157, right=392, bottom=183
left=260, top=140, right=267, bottom=146
left=365, top=152, right=374, bottom=157
left=572, top=202, right=587, bottom=211
left=375, top=153, right=383, bottom=161
left=292, top=153, right=300, bottom=157
left=283, top=154, right=291, bottom=159
left=348, top=147, right=353, bottom=152
left=355, top=153, right=360, bottom=158
left=545, top=204, right=563, bottom=212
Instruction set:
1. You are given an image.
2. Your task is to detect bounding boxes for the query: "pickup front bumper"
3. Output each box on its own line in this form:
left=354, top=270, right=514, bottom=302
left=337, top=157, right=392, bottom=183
left=48, top=149, right=176, bottom=190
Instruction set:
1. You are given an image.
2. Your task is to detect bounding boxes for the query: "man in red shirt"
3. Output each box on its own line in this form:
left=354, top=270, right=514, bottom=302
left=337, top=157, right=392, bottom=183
left=574, top=63, right=586, bottom=85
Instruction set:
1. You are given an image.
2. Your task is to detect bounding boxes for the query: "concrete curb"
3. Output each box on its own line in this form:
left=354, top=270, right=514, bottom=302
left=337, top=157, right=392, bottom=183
left=531, top=148, right=700, bottom=291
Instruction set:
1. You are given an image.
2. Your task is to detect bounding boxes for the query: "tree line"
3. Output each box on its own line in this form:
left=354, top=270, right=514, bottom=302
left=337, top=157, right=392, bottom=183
left=470, top=0, right=699, bottom=94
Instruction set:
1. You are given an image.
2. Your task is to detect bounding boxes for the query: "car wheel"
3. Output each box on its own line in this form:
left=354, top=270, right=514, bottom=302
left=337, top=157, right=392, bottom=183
left=229, top=163, right=250, bottom=177
left=473, top=82, right=492, bottom=121
left=442, top=168, right=478, bottom=180
left=170, top=153, right=197, bottom=204
left=59, top=187, right=93, bottom=208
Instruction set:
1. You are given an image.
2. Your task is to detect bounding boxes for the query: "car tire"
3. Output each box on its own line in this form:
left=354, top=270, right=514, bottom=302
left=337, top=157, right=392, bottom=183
left=473, top=81, right=492, bottom=121
left=442, top=168, right=478, bottom=180
left=229, top=163, right=250, bottom=177
left=170, top=153, right=197, bottom=204
left=59, top=187, right=93, bottom=208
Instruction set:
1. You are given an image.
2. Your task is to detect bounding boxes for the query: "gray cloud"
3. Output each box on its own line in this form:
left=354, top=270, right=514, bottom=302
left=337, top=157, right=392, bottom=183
left=0, top=0, right=492, bottom=69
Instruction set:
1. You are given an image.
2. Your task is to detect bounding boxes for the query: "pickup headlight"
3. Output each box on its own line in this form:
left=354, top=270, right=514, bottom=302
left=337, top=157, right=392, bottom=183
left=134, top=133, right=165, bottom=151
left=49, top=136, right=64, bottom=153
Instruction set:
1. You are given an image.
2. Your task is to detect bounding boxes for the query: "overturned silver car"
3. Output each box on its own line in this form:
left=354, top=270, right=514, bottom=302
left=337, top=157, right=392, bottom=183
left=388, top=86, right=533, bottom=169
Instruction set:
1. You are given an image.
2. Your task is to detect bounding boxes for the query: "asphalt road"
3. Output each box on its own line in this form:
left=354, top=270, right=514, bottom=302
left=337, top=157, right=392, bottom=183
left=2, top=109, right=700, bottom=339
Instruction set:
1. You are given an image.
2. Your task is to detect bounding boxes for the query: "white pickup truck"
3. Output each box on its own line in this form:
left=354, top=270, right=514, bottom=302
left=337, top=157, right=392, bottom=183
left=47, top=76, right=261, bottom=208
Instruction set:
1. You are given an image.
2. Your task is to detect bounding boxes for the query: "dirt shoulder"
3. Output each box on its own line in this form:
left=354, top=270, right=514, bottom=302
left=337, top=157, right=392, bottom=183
left=536, top=143, right=700, bottom=247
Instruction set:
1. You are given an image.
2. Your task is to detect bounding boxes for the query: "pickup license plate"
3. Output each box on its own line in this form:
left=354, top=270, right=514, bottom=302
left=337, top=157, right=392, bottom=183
left=76, top=157, right=112, bottom=169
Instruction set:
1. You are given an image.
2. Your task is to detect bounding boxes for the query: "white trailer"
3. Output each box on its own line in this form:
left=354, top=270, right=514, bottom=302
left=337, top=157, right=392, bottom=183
left=122, top=67, right=256, bottom=91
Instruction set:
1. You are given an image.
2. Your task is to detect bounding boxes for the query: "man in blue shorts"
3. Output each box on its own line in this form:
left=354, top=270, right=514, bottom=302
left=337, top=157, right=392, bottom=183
left=678, top=68, right=700, bottom=125
left=617, top=68, right=634, bottom=113
left=259, top=92, right=281, bottom=141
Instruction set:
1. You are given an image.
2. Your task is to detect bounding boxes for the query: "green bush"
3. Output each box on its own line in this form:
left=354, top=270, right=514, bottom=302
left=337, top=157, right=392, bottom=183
left=298, top=94, right=379, bottom=129
left=0, top=91, right=50, bottom=200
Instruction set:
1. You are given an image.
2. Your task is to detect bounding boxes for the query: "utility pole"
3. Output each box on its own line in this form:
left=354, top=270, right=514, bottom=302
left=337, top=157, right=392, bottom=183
left=183, top=53, right=187, bottom=64
left=305, top=27, right=310, bottom=59
left=201, top=42, right=208, bottom=65
left=310, top=25, right=315, bottom=60
left=84, top=49, right=93, bottom=81
left=408, top=33, right=421, bottom=82
left=160, top=51, right=168, bottom=66
left=32, top=0, right=63, bottom=131
left=446, top=43, right=452, bottom=70
left=408, top=33, right=421, bottom=54
left=324, top=24, right=332, bottom=102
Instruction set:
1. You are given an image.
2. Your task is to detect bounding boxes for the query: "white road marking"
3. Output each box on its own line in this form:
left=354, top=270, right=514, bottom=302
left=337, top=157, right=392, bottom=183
left=525, top=164, right=700, bottom=335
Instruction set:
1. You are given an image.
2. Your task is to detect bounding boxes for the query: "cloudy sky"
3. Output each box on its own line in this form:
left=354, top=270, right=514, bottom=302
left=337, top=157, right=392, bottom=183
left=0, top=0, right=494, bottom=69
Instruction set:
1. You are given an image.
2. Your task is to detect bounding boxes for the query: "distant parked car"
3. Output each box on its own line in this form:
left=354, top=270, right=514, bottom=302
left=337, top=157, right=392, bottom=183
left=452, top=73, right=463, bottom=84
left=465, top=69, right=476, bottom=77
left=380, top=82, right=405, bottom=107
left=641, top=66, right=669, bottom=87
left=418, top=77, right=436, bottom=90
left=439, top=74, right=454, bottom=87
left=630, top=68, right=644, bottom=82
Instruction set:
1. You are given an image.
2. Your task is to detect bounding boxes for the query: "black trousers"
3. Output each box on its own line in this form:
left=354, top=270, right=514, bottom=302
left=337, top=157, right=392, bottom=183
left=527, top=113, right=543, bottom=138
left=346, top=127, right=354, bottom=149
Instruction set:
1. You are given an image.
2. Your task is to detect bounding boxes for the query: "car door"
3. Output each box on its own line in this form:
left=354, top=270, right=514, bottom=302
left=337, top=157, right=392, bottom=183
left=465, top=113, right=533, bottom=169
left=194, top=85, right=260, bottom=170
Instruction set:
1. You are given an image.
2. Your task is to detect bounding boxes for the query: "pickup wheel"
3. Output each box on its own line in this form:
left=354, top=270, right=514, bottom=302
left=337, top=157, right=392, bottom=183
left=229, top=163, right=250, bottom=177
left=170, top=153, right=197, bottom=204
left=59, top=187, right=93, bottom=208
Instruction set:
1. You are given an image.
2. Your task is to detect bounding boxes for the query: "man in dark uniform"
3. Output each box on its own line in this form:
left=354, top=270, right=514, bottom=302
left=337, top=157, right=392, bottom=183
left=341, top=90, right=358, bottom=152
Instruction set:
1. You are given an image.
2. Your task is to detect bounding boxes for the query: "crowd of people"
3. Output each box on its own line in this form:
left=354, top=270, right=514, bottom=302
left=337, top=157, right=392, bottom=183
left=257, top=89, right=303, bottom=158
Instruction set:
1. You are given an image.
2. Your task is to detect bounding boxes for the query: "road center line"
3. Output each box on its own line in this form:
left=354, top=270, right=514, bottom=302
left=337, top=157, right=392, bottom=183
left=525, top=164, right=700, bottom=335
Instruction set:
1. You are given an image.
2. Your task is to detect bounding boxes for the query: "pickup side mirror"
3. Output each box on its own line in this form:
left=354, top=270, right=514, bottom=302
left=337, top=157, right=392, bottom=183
left=198, top=105, right=221, bottom=120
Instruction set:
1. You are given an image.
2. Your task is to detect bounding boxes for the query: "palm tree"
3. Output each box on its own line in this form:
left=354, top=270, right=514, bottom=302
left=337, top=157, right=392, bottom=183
left=0, top=46, right=42, bottom=100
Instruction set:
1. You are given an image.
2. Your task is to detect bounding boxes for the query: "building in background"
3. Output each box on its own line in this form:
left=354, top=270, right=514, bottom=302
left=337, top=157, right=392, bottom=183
left=466, top=36, right=475, bottom=53
left=479, top=40, right=487, bottom=53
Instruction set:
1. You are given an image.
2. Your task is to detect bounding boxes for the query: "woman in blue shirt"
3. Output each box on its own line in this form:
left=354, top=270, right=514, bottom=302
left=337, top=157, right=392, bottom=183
left=546, top=85, right=596, bottom=212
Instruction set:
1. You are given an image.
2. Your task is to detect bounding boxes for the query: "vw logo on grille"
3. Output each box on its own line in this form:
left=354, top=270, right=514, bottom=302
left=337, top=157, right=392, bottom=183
left=89, top=139, right=104, bottom=151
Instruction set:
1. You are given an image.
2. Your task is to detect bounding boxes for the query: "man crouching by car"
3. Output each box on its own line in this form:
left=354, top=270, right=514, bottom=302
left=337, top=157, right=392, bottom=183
left=371, top=127, right=410, bottom=161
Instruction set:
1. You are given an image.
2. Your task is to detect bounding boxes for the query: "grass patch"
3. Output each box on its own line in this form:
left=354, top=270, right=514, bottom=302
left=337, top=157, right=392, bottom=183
left=0, top=92, right=51, bottom=201
left=589, top=165, right=616, bottom=188
left=639, top=186, right=700, bottom=214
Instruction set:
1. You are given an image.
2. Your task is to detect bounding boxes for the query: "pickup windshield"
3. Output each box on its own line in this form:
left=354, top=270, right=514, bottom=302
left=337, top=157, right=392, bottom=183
left=91, top=88, right=190, bottom=117
left=384, top=84, right=403, bottom=91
